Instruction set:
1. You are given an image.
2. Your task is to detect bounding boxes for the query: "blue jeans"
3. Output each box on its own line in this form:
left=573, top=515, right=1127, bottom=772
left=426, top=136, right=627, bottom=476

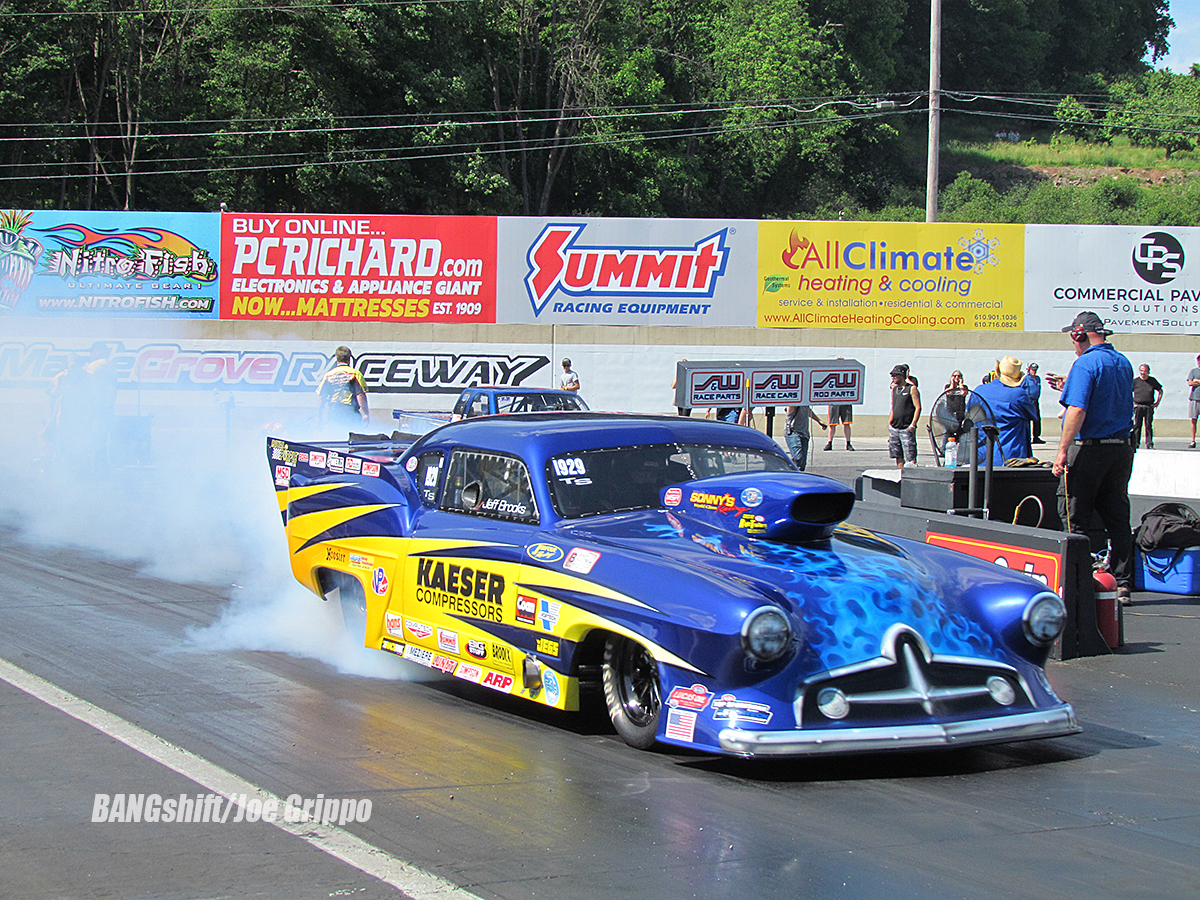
left=785, top=431, right=809, bottom=470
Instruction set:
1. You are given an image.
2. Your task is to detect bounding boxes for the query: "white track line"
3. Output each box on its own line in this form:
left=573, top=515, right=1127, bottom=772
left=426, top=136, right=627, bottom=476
left=0, top=656, right=482, bottom=900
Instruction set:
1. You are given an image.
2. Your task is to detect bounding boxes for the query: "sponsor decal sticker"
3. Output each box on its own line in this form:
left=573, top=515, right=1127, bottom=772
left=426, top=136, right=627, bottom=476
left=516, top=594, right=536, bottom=625
left=481, top=671, right=515, bottom=693
left=404, top=619, right=433, bottom=640
left=737, top=513, right=768, bottom=534
left=328, top=452, right=344, bottom=474
left=526, top=542, right=565, bottom=563
left=362, top=461, right=380, bottom=477
left=489, top=643, right=514, bottom=672
left=308, top=451, right=327, bottom=469
left=404, top=645, right=433, bottom=667
left=372, top=566, right=388, bottom=595
left=667, top=684, right=712, bottom=711
left=538, top=599, right=561, bottom=632
left=739, top=487, right=762, bottom=507
left=384, top=611, right=404, bottom=636
left=437, top=628, right=460, bottom=655
left=405, top=457, right=418, bottom=472
left=688, top=490, right=745, bottom=515
left=467, top=639, right=487, bottom=660
left=430, top=654, right=458, bottom=674
left=663, top=487, right=682, bottom=506
left=535, top=637, right=560, bottom=657
left=381, top=638, right=403, bottom=655
left=345, top=456, right=361, bottom=474
left=711, top=694, right=773, bottom=725
left=543, top=668, right=560, bottom=706
left=455, top=664, right=483, bottom=683
left=563, top=547, right=600, bottom=574
left=348, top=553, right=373, bottom=571
left=274, top=465, right=291, bottom=486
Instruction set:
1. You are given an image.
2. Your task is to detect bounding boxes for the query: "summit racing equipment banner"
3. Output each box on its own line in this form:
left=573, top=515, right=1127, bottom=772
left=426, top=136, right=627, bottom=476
left=1024, top=225, right=1200, bottom=335
left=756, top=221, right=1025, bottom=331
left=220, top=214, right=496, bottom=323
left=0, top=210, right=219, bottom=319
left=496, top=217, right=757, bottom=326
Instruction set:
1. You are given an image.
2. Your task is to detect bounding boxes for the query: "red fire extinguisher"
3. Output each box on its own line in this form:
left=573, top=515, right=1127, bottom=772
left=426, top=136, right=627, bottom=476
left=1093, top=569, right=1120, bottom=650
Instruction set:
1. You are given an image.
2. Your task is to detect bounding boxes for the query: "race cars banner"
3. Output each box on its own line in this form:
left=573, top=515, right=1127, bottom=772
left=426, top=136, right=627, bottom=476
left=0, top=210, right=219, bottom=318
left=3, top=207, right=1200, bottom=335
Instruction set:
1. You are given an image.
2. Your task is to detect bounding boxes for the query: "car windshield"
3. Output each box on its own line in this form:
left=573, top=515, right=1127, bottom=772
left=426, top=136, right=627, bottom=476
left=495, top=392, right=588, bottom=414
left=546, top=442, right=793, bottom=518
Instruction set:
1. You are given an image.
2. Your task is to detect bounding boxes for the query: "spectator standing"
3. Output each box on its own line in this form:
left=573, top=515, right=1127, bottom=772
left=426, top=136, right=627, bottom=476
left=973, top=356, right=1038, bottom=465
left=784, top=405, right=825, bottom=471
left=559, top=358, right=580, bottom=392
left=824, top=404, right=854, bottom=451
left=1046, top=311, right=1135, bottom=605
left=316, top=346, right=370, bottom=428
left=887, top=364, right=921, bottom=468
left=1131, top=364, right=1163, bottom=449
left=1025, top=362, right=1044, bottom=444
left=1188, top=354, right=1200, bottom=448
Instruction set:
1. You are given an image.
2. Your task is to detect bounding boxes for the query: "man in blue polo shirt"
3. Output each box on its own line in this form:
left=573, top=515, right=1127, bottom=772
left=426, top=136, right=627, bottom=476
left=1046, top=311, right=1135, bottom=604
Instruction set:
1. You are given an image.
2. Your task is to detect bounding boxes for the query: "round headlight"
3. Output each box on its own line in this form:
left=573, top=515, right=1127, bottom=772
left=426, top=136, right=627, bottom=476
left=1023, top=592, right=1067, bottom=646
left=742, top=607, right=791, bottom=662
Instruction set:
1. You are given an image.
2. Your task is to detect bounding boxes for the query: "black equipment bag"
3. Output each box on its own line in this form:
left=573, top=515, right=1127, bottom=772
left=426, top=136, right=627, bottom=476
left=1133, top=502, right=1200, bottom=552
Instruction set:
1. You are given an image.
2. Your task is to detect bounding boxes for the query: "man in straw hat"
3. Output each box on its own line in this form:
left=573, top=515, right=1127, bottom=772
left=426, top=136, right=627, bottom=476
left=971, top=356, right=1038, bottom=466
left=1045, top=311, right=1135, bottom=605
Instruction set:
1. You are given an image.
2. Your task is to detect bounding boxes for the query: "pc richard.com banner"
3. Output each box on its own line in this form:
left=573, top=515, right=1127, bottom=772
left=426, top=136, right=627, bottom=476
left=219, top=213, right=497, bottom=323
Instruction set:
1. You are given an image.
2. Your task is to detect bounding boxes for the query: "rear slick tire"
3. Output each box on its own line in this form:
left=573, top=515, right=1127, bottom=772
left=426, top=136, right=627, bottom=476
left=601, top=635, right=662, bottom=749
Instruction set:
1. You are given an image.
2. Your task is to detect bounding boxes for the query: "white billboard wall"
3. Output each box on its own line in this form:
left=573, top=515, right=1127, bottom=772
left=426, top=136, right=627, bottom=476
left=1025, top=225, right=1200, bottom=335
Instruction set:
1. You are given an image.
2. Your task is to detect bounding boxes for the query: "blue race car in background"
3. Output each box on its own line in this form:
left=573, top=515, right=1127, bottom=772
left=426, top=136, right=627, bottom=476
left=268, top=413, right=1078, bottom=758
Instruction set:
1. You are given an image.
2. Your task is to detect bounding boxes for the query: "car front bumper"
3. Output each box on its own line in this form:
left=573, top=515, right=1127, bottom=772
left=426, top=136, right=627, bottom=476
left=717, top=705, right=1079, bottom=758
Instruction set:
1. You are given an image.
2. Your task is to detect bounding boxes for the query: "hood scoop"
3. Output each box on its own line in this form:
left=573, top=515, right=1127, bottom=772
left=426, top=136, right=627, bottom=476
left=661, top=472, right=854, bottom=543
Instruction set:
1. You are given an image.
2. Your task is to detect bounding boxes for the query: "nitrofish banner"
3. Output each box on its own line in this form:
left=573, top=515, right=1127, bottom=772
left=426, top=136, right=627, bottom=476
left=220, top=213, right=497, bottom=323
left=756, top=221, right=1026, bottom=331
left=0, top=210, right=219, bottom=318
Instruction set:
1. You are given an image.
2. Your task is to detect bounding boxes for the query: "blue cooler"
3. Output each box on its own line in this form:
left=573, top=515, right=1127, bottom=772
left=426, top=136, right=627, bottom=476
left=1134, top=546, right=1200, bottom=594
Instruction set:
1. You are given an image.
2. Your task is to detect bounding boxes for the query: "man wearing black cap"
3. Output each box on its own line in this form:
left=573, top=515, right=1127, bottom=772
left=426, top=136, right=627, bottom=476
left=887, top=363, right=921, bottom=469
left=1045, top=311, right=1135, bottom=604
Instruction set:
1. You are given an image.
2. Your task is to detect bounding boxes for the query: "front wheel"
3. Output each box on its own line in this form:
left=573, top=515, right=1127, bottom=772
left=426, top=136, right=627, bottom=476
left=601, top=635, right=662, bottom=749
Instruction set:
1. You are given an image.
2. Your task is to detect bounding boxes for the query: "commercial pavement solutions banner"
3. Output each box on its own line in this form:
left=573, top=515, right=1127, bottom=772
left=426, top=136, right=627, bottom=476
left=1024, top=225, right=1200, bottom=334
left=220, top=213, right=497, bottom=323
left=0, top=341, right=549, bottom=395
left=0, top=210, right=219, bottom=318
left=496, top=217, right=758, bottom=326
left=756, top=221, right=1026, bottom=331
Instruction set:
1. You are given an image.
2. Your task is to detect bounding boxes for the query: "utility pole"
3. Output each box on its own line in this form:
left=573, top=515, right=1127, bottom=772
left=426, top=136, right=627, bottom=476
left=926, top=0, right=942, bottom=223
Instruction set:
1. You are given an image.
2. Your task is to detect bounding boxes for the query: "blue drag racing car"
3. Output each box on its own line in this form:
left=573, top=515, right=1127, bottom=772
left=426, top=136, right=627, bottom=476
left=268, top=413, right=1078, bottom=757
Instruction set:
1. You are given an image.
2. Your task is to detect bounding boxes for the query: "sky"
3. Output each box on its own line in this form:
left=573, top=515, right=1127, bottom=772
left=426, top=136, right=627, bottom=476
left=1157, top=0, right=1200, bottom=72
